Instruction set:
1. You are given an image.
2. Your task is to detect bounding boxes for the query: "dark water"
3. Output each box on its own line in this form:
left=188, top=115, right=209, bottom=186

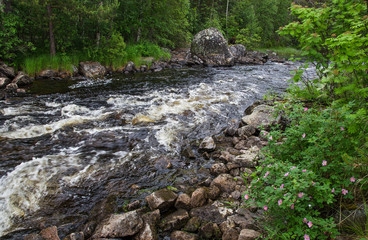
left=0, top=62, right=316, bottom=238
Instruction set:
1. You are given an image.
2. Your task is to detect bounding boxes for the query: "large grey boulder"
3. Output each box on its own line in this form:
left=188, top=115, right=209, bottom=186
left=191, top=28, right=234, bottom=66
left=92, top=210, right=143, bottom=238
left=79, top=61, right=106, bottom=78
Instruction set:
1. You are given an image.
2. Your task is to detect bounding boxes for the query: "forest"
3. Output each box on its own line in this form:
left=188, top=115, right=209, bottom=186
left=0, top=0, right=323, bottom=73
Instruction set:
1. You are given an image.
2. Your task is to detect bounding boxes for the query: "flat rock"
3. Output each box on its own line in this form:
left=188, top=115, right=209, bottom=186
left=38, top=69, right=59, bottom=78
left=171, top=231, right=199, bottom=240
left=145, top=188, right=178, bottom=211
left=222, top=228, right=239, bottom=240
left=238, top=125, right=256, bottom=139
left=159, top=209, right=189, bottom=231
left=211, top=174, right=236, bottom=193
left=199, top=222, right=221, bottom=239
left=190, top=205, right=227, bottom=225
left=183, top=217, right=202, bottom=232
left=232, top=151, right=257, bottom=168
left=238, top=229, right=261, bottom=240
left=92, top=210, right=143, bottom=238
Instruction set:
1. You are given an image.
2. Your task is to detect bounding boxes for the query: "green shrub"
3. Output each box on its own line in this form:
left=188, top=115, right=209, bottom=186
left=244, top=102, right=367, bottom=239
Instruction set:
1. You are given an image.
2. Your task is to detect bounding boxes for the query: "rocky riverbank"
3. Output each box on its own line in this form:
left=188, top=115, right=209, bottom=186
left=22, top=100, right=280, bottom=240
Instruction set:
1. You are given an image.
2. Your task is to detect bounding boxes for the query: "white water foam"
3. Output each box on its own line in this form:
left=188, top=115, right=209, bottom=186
left=0, top=152, right=82, bottom=236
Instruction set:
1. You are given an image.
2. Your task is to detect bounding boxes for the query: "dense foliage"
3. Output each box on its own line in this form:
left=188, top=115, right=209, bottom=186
left=244, top=0, right=368, bottom=238
left=0, top=0, right=305, bottom=70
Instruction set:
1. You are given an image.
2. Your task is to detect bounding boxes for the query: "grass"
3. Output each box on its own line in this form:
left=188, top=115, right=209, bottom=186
left=21, top=42, right=171, bottom=76
left=256, top=47, right=305, bottom=59
left=23, top=53, right=80, bottom=77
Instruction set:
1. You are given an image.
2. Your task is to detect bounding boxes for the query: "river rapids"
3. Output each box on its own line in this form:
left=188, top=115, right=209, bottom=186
left=0, top=62, right=316, bottom=238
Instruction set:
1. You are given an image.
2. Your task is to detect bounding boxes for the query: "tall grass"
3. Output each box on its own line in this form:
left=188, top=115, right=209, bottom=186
left=23, top=53, right=80, bottom=77
left=22, top=42, right=171, bottom=76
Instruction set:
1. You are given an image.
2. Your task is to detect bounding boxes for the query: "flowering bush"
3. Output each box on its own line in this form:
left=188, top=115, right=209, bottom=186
left=243, top=102, right=364, bottom=239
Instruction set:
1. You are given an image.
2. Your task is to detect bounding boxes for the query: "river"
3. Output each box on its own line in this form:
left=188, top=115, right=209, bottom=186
left=0, top=62, right=316, bottom=238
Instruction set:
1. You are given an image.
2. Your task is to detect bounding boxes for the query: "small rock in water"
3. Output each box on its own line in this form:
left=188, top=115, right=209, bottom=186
left=199, top=136, right=216, bottom=152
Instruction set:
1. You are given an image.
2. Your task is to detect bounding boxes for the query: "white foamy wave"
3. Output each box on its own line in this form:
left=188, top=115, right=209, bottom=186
left=0, top=153, right=82, bottom=236
left=0, top=105, right=111, bottom=139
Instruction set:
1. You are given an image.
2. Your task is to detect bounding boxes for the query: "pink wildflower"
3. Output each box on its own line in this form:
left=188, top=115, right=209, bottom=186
left=307, top=221, right=313, bottom=228
left=303, top=169, right=307, bottom=172
left=298, top=192, right=304, bottom=198
left=263, top=132, right=267, bottom=136
left=350, top=177, right=355, bottom=182
left=290, top=166, right=296, bottom=170
left=340, top=127, right=344, bottom=131
left=304, top=107, right=308, bottom=111
left=263, top=205, right=268, bottom=211
left=284, top=172, right=289, bottom=177
left=264, top=171, right=270, bottom=178
left=269, top=136, right=273, bottom=140
left=342, top=189, right=348, bottom=195
left=280, top=184, right=284, bottom=189
left=291, top=204, right=294, bottom=209
left=244, top=194, right=249, bottom=200
left=304, top=234, right=310, bottom=240
left=332, top=188, right=335, bottom=193
left=302, top=133, right=306, bottom=138
left=278, top=199, right=282, bottom=206
left=303, top=218, right=308, bottom=223
left=312, top=182, right=316, bottom=186
left=322, top=160, right=327, bottom=166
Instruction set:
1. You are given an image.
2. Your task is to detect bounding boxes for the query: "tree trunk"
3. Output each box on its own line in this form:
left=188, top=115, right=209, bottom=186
left=225, top=0, right=229, bottom=38
left=47, top=4, right=56, bottom=57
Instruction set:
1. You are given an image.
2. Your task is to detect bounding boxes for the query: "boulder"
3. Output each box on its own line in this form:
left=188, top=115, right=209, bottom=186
left=210, top=163, right=228, bottom=175
left=159, top=209, right=190, bottom=231
left=229, top=44, right=246, bottom=60
left=191, top=188, right=207, bottom=208
left=79, top=61, right=106, bottom=78
left=189, top=205, right=227, bottom=225
left=241, top=105, right=277, bottom=129
left=0, top=62, right=15, bottom=78
left=199, top=222, right=221, bottom=240
left=175, top=193, right=192, bottom=210
left=171, top=231, right=199, bottom=240
left=92, top=210, right=143, bottom=238
left=39, top=226, right=60, bottom=240
left=237, top=125, right=256, bottom=139
left=125, top=61, right=136, bottom=72
left=38, top=69, right=59, bottom=79
left=183, top=217, right=202, bottom=232
left=12, top=71, right=32, bottom=86
left=199, top=136, right=216, bottom=152
left=5, top=82, right=18, bottom=91
left=0, top=77, right=10, bottom=88
left=210, top=174, right=237, bottom=193
left=232, top=151, right=257, bottom=168
left=145, top=189, right=178, bottom=211
left=191, top=28, right=234, bottom=66
left=222, top=228, right=239, bottom=240
left=238, top=229, right=261, bottom=240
